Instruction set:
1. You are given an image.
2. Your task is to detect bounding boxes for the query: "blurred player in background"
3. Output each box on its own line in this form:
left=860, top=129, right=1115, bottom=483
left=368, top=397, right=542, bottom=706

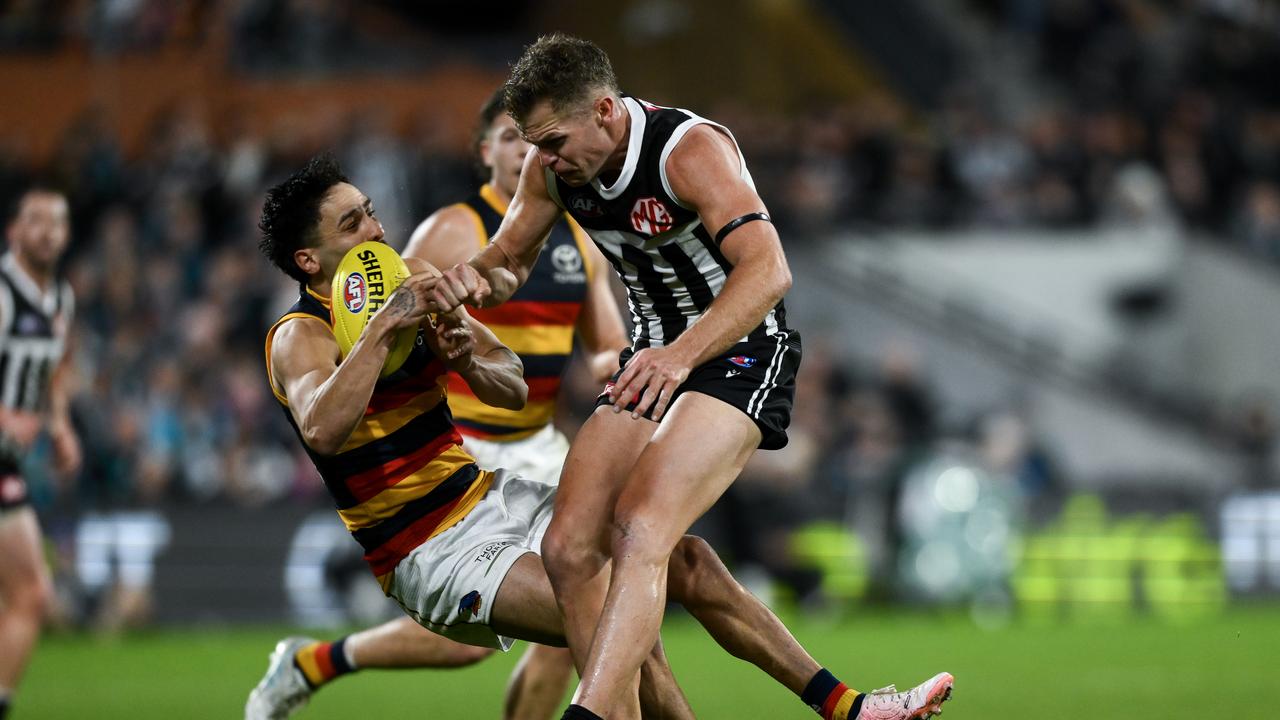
left=0, top=187, right=81, bottom=719
left=428, top=34, right=952, bottom=720
left=248, top=88, right=625, bottom=720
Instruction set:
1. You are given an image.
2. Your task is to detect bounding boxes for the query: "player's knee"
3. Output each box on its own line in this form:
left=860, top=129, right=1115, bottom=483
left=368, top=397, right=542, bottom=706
left=666, top=535, right=705, bottom=603
left=609, top=513, right=671, bottom=567
left=540, top=524, right=606, bottom=588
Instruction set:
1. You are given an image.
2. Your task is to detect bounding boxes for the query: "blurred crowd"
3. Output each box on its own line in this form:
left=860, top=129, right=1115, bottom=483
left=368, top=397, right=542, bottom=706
left=741, top=0, right=1280, bottom=257
left=5, top=1, right=1280, bottom=249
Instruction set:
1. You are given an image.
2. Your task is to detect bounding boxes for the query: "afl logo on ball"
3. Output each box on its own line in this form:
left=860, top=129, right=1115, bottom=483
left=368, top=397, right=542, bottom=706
left=344, top=273, right=367, bottom=313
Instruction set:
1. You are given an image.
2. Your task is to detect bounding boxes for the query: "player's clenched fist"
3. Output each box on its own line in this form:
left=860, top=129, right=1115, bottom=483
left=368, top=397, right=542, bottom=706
left=431, top=262, right=492, bottom=313
left=378, top=272, right=439, bottom=331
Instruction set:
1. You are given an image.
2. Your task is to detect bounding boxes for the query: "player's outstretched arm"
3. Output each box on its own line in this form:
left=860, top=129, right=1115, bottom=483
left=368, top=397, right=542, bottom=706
left=432, top=150, right=562, bottom=312
left=271, top=279, right=434, bottom=456
left=401, top=255, right=528, bottom=410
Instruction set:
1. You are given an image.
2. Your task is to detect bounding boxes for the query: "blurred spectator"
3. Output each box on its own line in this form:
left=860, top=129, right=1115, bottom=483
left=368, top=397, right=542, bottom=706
left=1232, top=181, right=1280, bottom=260
left=838, top=342, right=938, bottom=601
left=974, top=408, right=1064, bottom=525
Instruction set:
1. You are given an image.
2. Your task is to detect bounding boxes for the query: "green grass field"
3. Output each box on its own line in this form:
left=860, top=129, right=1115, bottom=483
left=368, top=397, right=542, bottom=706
left=18, top=605, right=1280, bottom=719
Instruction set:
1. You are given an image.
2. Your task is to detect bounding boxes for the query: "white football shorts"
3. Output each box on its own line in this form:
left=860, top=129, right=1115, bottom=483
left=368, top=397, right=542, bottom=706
left=387, top=468, right=555, bottom=650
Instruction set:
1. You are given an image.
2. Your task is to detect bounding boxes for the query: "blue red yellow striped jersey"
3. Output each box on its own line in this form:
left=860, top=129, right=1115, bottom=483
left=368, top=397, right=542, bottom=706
left=446, top=184, right=593, bottom=441
left=265, top=285, right=492, bottom=592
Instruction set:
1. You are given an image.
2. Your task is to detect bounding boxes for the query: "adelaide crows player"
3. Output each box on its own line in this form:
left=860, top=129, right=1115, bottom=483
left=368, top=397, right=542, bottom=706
left=248, top=88, right=624, bottom=720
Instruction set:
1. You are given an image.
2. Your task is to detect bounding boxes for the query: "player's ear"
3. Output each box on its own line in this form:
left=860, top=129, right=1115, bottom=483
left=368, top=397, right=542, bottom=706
left=594, top=95, right=612, bottom=127
left=294, top=247, right=321, bottom=277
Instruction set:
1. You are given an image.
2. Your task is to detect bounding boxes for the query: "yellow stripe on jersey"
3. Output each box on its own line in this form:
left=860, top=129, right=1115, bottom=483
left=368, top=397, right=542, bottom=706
left=337, top=386, right=448, bottom=453
left=335, top=444, right=476, bottom=531
left=449, top=393, right=556, bottom=431
left=484, top=323, right=576, bottom=356
left=479, top=183, right=508, bottom=215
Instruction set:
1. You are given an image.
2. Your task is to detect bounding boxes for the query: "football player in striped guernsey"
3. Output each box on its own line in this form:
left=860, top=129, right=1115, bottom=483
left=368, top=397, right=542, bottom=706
left=428, top=35, right=953, bottom=720
left=0, top=187, right=81, bottom=720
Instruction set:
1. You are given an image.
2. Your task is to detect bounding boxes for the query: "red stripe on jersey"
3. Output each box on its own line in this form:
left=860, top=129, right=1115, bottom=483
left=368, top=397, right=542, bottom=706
left=364, top=495, right=465, bottom=576
left=469, top=301, right=582, bottom=328
left=343, top=428, right=463, bottom=504
left=525, top=376, right=561, bottom=402
left=365, top=360, right=447, bottom=415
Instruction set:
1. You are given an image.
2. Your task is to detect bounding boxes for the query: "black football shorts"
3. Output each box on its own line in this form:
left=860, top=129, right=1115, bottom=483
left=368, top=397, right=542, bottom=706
left=595, top=330, right=802, bottom=450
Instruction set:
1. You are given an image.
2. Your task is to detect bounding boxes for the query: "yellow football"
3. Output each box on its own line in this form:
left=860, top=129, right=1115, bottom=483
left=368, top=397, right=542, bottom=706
left=330, top=241, right=417, bottom=378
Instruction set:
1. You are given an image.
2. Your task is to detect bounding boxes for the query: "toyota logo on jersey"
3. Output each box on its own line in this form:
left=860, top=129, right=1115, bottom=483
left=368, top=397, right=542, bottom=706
left=631, top=197, right=673, bottom=235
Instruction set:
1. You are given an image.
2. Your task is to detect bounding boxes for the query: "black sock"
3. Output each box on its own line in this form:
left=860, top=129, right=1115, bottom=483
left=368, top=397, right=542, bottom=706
left=801, top=668, right=841, bottom=713
left=561, top=704, right=604, bottom=720
left=0, top=696, right=9, bottom=720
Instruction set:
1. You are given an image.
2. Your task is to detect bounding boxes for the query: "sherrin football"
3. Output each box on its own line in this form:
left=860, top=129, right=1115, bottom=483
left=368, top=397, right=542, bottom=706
left=331, top=240, right=417, bottom=378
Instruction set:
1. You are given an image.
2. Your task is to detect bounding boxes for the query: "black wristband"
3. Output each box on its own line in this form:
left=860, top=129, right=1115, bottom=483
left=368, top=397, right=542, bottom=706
left=714, top=212, right=772, bottom=244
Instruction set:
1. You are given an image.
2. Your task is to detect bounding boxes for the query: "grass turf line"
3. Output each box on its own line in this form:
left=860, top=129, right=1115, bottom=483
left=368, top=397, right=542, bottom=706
left=18, top=605, right=1280, bottom=719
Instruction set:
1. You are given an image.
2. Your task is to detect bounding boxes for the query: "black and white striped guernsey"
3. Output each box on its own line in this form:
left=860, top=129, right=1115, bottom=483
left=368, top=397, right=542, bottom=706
left=544, top=96, right=790, bottom=350
left=0, top=252, right=73, bottom=471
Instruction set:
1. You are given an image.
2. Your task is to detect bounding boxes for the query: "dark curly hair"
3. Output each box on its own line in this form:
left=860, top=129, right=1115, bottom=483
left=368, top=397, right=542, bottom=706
left=503, top=33, right=620, bottom=127
left=259, top=154, right=348, bottom=283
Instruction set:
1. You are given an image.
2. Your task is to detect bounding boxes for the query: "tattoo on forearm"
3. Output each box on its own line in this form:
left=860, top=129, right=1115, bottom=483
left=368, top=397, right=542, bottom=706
left=386, top=290, right=416, bottom=317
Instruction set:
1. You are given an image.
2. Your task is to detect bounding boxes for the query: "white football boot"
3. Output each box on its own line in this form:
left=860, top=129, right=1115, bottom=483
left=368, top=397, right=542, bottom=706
left=855, top=672, right=954, bottom=720
left=245, top=637, right=316, bottom=720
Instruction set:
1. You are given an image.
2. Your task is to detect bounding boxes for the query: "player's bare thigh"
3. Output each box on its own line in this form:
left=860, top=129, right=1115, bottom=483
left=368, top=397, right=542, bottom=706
left=547, top=406, right=656, bottom=552
left=0, top=508, right=51, bottom=606
left=613, top=392, right=763, bottom=553
left=489, top=551, right=569, bottom=647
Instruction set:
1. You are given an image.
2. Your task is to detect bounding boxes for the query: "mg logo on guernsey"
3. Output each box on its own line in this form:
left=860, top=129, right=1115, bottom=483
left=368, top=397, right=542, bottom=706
left=631, top=197, right=673, bottom=235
